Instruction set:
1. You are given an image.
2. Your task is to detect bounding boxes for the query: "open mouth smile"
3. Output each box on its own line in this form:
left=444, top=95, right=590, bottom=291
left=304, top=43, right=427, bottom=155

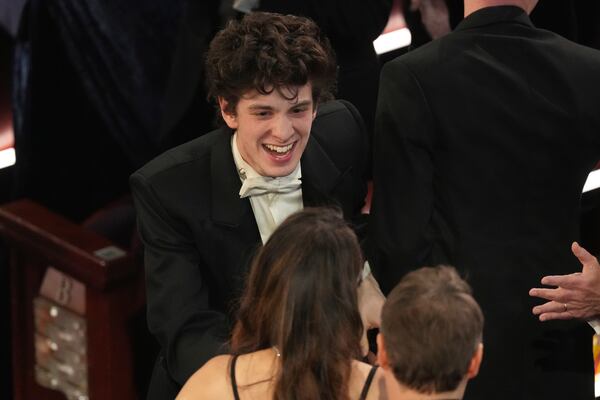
left=263, top=142, right=296, bottom=156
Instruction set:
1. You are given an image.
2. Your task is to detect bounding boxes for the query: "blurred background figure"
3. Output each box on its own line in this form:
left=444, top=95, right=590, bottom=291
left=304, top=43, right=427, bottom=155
left=402, top=0, right=463, bottom=48
left=1, top=1, right=221, bottom=398
left=8, top=0, right=208, bottom=224
left=1, top=3, right=27, bottom=399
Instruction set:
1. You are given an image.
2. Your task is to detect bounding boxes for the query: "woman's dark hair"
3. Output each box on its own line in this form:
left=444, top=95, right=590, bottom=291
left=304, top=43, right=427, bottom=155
left=205, top=12, right=337, bottom=117
left=231, top=207, right=363, bottom=400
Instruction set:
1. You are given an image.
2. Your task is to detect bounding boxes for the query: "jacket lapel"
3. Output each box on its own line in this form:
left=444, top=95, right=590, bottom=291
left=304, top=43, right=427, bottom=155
left=301, top=135, right=348, bottom=208
left=209, top=129, right=261, bottom=242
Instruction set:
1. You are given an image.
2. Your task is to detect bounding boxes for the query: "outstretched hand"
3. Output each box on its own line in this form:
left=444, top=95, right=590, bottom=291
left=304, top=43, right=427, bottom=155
left=529, top=242, right=600, bottom=321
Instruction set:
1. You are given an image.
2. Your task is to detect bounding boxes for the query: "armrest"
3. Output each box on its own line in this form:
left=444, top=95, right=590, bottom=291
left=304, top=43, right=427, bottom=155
left=0, top=199, right=136, bottom=291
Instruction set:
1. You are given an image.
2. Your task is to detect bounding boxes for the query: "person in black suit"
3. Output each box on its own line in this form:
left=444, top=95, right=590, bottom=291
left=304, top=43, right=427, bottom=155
left=131, top=12, right=383, bottom=399
left=369, top=1, right=600, bottom=399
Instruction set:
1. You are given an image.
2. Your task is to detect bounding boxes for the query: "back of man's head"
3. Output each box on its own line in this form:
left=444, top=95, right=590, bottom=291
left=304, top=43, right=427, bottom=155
left=378, top=265, right=484, bottom=398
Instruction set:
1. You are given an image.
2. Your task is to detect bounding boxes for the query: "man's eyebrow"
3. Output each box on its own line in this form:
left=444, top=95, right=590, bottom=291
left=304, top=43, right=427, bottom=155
left=247, top=100, right=312, bottom=111
left=247, top=104, right=275, bottom=111
left=290, top=100, right=312, bottom=108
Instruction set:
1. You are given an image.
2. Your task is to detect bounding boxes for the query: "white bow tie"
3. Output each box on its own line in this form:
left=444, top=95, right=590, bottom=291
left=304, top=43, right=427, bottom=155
left=239, top=175, right=302, bottom=198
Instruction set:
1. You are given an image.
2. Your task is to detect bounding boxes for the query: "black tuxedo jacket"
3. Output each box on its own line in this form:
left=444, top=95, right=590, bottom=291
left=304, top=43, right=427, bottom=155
left=371, top=6, right=600, bottom=400
left=131, top=100, right=368, bottom=398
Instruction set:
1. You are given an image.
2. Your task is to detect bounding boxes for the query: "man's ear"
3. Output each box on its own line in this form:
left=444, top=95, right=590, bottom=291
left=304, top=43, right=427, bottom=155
left=466, top=343, right=484, bottom=379
left=377, top=333, right=390, bottom=370
left=218, top=97, right=238, bottom=129
left=312, top=105, right=318, bottom=120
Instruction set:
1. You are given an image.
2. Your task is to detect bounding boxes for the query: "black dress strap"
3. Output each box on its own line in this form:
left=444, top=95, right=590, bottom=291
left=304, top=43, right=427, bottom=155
left=359, top=365, right=379, bottom=400
left=230, top=355, right=241, bottom=400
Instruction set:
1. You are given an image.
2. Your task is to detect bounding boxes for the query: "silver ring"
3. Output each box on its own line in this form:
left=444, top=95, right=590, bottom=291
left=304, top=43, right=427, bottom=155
left=563, top=303, right=568, bottom=312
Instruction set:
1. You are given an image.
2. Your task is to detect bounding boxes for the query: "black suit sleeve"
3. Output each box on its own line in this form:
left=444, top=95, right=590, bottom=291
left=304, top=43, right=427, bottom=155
left=130, top=172, right=229, bottom=386
left=369, top=60, right=436, bottom=293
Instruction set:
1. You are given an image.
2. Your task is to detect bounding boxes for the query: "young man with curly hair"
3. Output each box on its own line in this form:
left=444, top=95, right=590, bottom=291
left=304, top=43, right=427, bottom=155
left=131, top=12, right=382, bottom=399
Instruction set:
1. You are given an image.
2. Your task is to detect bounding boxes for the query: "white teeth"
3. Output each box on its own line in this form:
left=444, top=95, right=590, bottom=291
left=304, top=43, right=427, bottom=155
left=264, top=143, right=293, bottom=153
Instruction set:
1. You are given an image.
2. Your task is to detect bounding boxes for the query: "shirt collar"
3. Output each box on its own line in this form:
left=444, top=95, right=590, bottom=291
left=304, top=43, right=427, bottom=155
left=455, top=5, right=534, bottom=33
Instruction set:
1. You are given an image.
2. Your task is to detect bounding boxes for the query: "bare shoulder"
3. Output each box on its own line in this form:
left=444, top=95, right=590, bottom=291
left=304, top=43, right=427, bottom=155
left=351, top=360, right=387, bottom=400
left=176, top=355, right=232, bottom=400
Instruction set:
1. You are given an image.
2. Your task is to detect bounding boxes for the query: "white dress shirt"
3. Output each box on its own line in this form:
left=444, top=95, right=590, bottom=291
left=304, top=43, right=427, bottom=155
left=589, top=319, right=600, bottom=334
left=232, top=133, right=303, bottom=244
left=231, top=133, right=374, bottom=280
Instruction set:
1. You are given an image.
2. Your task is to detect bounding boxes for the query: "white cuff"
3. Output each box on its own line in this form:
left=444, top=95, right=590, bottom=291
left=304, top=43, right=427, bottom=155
left=587, top=318, right=600, bottom=335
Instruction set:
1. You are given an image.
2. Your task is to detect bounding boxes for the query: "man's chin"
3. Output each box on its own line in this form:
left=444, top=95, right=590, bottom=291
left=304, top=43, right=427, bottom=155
left=262, top=163, right=299, bottom=178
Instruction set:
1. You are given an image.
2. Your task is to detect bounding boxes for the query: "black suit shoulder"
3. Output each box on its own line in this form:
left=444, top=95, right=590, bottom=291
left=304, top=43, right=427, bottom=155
left=310, top=99, right=370, bottom=181
left=383, top=13, right=600, bottom=111
left=132, top=128, right=228, bottom=182
left=130, top=127, right=234, bottom=226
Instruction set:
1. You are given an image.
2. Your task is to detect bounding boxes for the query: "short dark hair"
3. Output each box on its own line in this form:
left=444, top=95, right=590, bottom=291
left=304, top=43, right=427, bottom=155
left=381, top=266, right=484, bottom=394
left=205, top=12, right=337, bottom=117
left=231, top=207, right=363, bottom=400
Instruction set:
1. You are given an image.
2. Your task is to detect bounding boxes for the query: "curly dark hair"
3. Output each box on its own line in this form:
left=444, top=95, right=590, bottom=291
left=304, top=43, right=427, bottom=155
left=205, top=12, right=337, bottom=117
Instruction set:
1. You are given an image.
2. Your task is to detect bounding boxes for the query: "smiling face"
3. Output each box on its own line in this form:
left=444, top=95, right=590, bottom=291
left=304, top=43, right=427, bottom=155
left=219, top=84, right=316, bottom=178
